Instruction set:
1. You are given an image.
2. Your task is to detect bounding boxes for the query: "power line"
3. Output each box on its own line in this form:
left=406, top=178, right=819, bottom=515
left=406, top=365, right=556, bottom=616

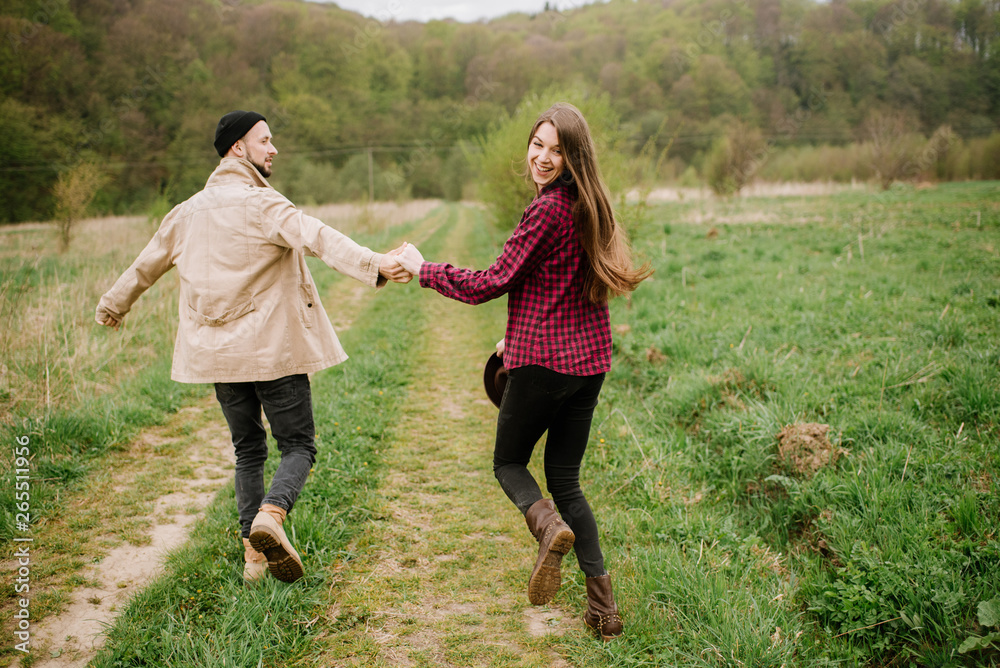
left=1, top=125, right=995, bottom=174
left=0, top=144, right=466, bottom=173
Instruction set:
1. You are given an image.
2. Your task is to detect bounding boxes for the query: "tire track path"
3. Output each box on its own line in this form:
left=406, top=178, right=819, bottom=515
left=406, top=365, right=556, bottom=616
left=318, top=204, right=576, bottom=667
left=11, top=207, right=444, bottom=668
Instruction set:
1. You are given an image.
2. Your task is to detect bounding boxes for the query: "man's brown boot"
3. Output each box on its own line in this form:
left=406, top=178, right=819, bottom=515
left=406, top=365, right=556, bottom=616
left=584, top=573, right=623, bottom=641
left=524, top=499, right=575, bottom=605
left=242, top=537, right=268, bottom=583
left=249, top=503, right=304, bottom=583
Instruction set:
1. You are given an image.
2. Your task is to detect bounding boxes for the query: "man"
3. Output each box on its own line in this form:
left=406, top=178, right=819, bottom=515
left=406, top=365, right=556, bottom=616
left=96, top=110, right=411, bottom=584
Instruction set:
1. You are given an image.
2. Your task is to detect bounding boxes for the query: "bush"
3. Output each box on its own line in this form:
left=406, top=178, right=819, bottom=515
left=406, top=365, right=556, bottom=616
left=969, top=132, right=1000, bottom=179
left=706, top=120, right=767, bottom=196
left=862, top=110, right=928, bottom=190
left=53, top=161, right=108, bottom=251
left=758, top=143, right=872, bottom=183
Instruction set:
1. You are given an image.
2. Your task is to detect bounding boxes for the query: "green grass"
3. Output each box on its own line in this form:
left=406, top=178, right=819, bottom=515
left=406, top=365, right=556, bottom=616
left=0, top=217, right=207, bottom=549
left=4, top=183, right=999, bottom=666
left=566, top=181, right=1000, bottom=666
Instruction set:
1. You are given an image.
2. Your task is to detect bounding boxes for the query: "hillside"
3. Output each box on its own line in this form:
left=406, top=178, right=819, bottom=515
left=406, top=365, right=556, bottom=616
left=1, top=0, right=998, bottom=221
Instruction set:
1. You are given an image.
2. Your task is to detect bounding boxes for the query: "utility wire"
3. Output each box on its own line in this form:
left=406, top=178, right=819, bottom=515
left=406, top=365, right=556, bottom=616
left=1, top=125, right=995, bottom=173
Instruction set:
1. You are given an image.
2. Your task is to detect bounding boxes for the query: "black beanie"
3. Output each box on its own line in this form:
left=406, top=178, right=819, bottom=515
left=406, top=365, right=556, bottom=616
left=214, top=110, right=267, bottom=157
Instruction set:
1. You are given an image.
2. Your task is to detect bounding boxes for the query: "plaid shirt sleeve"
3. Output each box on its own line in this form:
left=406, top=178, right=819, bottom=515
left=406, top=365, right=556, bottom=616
left=418, top=195, right=561, bottom=305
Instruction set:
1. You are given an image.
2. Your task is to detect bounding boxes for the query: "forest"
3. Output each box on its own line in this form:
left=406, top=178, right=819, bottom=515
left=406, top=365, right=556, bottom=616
left=1, top=0, right=999, bottom=222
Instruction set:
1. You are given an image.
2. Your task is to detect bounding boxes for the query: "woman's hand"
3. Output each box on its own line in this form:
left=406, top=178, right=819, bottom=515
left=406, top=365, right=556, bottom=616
left=496, top=338, right=505, bottom=358
left=397, top=242, right=425, bottom=276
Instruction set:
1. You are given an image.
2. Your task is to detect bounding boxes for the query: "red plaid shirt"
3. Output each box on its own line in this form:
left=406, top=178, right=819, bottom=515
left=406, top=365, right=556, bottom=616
left=419, top=182, right=611, bottom=376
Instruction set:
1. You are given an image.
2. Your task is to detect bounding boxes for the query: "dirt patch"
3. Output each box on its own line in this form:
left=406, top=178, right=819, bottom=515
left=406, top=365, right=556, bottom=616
left=523, top=606, right=570, bottom=638
left=646, top=347, right=668, bottom=364
left=685, top=209, right=781, bottom=225
left=749, top=543, right=788, bottom=578
left=792, top=509, right=841, bottom=565
left=776, top=423, right=847, bottom=477
left=970, top=470, right=993, bottom=494
left=328, top=282, right=373, bottom=331
left=524, top=608, right=575, bottom=668
left=437, top=395, right=466, bottom=420
left=17, top=402, right=234, bottom=668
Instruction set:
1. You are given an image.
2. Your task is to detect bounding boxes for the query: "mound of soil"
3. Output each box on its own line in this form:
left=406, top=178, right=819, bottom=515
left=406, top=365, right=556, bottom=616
left=776, top=422, right=845, bottom=477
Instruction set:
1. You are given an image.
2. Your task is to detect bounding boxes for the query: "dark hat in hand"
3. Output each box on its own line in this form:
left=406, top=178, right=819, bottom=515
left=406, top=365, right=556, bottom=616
left=483, top=352, right=508, bottom=408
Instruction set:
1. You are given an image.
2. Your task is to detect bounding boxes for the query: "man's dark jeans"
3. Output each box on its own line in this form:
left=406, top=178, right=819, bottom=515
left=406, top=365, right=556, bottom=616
left=214, top=374, right=316, bottom=539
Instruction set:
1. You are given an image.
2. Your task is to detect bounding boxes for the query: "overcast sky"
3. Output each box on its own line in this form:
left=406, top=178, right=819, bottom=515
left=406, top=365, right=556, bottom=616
left=315, top=0, right=606, bottom=23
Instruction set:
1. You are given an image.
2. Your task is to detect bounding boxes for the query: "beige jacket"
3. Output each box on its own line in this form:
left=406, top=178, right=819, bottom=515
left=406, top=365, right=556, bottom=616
left=96, top=158, right=385, bottom=384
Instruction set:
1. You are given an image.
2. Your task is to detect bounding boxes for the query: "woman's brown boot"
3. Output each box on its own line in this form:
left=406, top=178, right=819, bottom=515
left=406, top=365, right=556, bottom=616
left=584, top=573, right=623, bottom=641
left=524, top=499, right=575, bottom=605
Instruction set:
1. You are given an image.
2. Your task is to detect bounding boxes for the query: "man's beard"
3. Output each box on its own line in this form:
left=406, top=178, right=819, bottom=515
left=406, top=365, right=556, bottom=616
left=250, top=156, right=271, bottom=178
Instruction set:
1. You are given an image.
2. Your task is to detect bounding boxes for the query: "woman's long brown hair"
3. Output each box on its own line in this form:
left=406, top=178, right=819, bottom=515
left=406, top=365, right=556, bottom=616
left=527, top=103, right=652, bottom=303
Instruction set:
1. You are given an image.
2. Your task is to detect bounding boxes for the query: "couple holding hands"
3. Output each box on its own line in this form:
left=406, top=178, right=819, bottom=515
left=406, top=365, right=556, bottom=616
left=96, top=103, right=649, bottom=641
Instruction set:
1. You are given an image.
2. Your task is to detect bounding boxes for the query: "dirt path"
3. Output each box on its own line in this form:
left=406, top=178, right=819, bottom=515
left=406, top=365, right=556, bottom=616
left=317, top=205, right=577, bottom=667
left=12, top=219, right=438, bottom=667
left=17, top=400, right=233, bottom=667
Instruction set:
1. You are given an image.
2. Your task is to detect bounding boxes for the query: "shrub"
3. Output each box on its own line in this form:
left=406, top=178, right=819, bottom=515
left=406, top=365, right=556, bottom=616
left=706, top=120, right=767, bottom=196
left=862, top=110, right=921, bottom=190
left=53, top=161, right=108, bottom=251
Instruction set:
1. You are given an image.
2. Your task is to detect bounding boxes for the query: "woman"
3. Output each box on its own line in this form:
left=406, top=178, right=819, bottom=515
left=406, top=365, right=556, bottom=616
left=396, top=102, right=650, bottom=641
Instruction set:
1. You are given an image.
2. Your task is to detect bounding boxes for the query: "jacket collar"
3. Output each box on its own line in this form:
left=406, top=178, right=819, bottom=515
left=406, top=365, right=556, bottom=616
left=205, top=158, right=273, bottom=189
left=538, top=179, right=575, bottom=199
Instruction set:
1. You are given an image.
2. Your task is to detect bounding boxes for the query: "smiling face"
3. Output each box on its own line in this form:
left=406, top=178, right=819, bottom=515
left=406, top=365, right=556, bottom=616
left=527, top=121, right=565, bottom=190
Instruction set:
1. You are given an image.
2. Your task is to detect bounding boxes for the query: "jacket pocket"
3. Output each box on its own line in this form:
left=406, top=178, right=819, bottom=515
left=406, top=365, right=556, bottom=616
left=298, top=282, right=316, bottom=328
left=187, top=299, right=255, bottom=327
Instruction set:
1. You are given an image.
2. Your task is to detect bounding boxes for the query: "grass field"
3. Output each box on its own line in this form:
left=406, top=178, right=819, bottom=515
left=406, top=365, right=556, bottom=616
left=593, top=181, right=1000, bottom=666
left=1, top=181, right=998, bottom=667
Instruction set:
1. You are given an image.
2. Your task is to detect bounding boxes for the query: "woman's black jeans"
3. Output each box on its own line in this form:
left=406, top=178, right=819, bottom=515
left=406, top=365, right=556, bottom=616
left=214, top=374, right=317, bottom=539
left=493, top=364, right=607, bottom=578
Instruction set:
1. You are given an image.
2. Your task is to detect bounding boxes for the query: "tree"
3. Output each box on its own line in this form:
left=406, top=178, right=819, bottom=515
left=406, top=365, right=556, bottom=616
left=707, top=120, right=767, bottom=196
left=53, top=162, right=108, bottom=251
left=0, top=98, right=76, bottom=223
left=863, top=110, right=918, bottom=190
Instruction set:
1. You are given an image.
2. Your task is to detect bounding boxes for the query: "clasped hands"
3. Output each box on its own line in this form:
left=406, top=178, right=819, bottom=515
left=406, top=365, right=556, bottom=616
left=378, top=242, right=425, bottom=283
left=380, top=243, right=503, bottom=359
